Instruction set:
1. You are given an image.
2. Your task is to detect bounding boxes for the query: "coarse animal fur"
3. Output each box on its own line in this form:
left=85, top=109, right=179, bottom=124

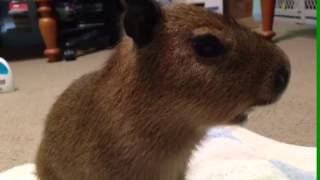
left=36, top=1, right=290, bottom=180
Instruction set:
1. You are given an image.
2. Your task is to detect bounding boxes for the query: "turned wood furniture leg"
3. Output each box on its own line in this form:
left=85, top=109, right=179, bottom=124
left=261, top=0, right=276, bottom=40
left=35, top=0, right=60, bottom=62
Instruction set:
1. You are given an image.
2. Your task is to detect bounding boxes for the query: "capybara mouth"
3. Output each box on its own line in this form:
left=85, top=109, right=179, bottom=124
left=230, top=112, right=248, bottom=124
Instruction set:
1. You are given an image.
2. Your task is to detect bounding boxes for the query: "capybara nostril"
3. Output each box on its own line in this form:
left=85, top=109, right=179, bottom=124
left=274, top=67, right=290, bottom=96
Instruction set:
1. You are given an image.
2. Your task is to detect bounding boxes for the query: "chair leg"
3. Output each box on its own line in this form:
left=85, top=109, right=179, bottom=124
left=35, top=0, right=60, bottom=62
left=261, top=0, right=276, bottom=40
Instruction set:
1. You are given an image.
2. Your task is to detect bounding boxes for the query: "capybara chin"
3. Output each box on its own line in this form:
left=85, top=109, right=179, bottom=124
left=36, top=1, right=290, bottom=180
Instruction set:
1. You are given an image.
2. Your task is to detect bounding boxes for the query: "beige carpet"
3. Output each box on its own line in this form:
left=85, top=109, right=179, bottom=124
left=0, top=22, right=315, bottom=171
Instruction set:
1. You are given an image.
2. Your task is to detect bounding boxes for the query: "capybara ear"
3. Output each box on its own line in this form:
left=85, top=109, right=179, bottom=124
left=123, top=0, right=162, bottom=48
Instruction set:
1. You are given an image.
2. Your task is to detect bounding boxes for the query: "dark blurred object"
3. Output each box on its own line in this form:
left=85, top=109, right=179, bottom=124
left=53, top=0, right=123, bottom=61
left=8, top=0, right=29, bottom=15
left=224, top=0, right=253, bottom=19
left=0, top=0, right=43, bottom=51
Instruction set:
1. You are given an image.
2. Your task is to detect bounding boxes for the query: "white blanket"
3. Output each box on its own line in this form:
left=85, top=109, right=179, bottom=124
left=0, top=126, right=316, bottom=180
left=187, top=126, right=315, bottom=180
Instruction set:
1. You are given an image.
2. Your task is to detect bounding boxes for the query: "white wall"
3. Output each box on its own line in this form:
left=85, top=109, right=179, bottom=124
left=174, top=0, right=223, bottom=14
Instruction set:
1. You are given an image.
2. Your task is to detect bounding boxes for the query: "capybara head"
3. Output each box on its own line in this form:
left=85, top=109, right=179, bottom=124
left=122, top=0, right=290, bottom=126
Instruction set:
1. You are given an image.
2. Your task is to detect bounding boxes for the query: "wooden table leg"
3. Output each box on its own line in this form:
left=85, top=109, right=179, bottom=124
left=261, top=0, right=276, bottom=40
left=35, top=0, right=60, bottom=62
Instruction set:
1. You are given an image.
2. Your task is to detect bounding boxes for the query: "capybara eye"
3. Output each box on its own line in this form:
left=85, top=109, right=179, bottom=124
left=192, top=34, right=227, bottom=58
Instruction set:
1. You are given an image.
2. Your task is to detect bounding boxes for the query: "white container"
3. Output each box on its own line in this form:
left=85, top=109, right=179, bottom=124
left=275, top=0, right=316, bottom=25
left=0, top=57, right=15, bottom=93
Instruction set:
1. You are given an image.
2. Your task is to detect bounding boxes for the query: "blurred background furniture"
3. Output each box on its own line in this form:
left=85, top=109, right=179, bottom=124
left=35, top=0, right=122, bottom=62
left=5, top=0, right=315, bottom=62
left=0, top=0, right=43, bottom=54
left=274, top=0, right=316, bottom=25
left=186, top=0, right=278, bottom=40
left=34, top=0, right=59, bottom=62
left=261, top=0, right=276, bottom=39
left=34, top=0, right=316, bottom=61
left=34, top=0, right=290, bottom=62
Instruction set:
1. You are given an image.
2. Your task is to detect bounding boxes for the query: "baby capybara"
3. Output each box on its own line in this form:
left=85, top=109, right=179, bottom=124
left=36, top=0, right=290, bottom=180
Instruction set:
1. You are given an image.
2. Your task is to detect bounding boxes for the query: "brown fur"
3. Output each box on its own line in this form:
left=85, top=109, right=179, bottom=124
left=36, top=4, right=290, bottom=180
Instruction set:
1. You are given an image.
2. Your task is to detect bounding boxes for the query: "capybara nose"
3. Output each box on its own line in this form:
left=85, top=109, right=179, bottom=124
left=274, top=67, right=290, bottom=96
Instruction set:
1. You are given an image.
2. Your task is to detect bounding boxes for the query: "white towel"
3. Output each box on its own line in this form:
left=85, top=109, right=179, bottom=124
left=187, top=126, right=315, bottom=180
